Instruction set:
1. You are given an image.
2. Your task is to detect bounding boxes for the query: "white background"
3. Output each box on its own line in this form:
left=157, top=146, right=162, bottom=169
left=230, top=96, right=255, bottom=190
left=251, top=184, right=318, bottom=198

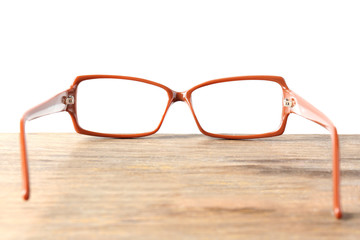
left=0, top=0, right=359, bottom=134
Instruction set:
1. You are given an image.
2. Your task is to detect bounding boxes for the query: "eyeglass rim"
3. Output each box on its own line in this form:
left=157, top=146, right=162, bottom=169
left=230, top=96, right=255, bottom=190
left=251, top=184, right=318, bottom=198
left=67, top=75, right=292, bottom=139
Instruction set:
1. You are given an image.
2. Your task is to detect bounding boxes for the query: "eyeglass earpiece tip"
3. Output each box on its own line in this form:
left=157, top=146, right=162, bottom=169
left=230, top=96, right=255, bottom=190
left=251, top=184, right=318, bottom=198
left=22, top=190, right=30, bottom=201
left=334, top=208, right=342, bottom=219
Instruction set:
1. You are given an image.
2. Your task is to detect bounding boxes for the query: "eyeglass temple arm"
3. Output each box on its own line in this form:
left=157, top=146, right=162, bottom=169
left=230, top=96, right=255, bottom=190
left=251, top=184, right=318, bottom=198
left=287, top=90, right=341, bottom=219
left=20, top=90, right=69, bottom=200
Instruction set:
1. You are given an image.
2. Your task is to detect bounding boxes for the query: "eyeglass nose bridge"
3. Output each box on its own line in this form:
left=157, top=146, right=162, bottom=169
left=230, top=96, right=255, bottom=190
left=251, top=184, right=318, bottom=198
left=172, top=91, right=188, bottom=103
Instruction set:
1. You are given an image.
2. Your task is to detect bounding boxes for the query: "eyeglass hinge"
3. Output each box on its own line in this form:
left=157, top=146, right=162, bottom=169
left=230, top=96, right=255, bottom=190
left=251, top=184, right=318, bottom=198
left=284, top=98, right=295, bottom=108
left=63, top=95, right=74, bottom=105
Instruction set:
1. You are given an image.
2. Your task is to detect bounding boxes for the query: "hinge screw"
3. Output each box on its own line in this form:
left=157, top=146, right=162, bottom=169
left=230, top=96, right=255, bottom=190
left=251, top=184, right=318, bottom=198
left=284, top=98, right=295, bottom=108
left=64, top=96, right=74, bottom=105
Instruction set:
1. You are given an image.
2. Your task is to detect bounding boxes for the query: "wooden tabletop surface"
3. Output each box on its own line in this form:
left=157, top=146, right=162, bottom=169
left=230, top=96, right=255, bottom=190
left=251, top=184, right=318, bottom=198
left=0, top=133, right=359, bottom=239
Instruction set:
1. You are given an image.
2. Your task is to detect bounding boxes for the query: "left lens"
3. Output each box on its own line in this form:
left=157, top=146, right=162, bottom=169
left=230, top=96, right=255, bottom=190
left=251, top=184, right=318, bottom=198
left=76, top=78, right=170, bottom=134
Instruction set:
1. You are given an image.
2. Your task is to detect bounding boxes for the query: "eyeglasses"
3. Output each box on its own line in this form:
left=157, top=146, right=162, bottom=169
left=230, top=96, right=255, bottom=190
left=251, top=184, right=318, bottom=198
left=20, top=75, right=341, bottom=219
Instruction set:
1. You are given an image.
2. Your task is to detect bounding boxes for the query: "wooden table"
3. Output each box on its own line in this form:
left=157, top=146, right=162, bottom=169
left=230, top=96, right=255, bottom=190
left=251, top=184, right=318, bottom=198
left=0, top=133, right=359, bottom=239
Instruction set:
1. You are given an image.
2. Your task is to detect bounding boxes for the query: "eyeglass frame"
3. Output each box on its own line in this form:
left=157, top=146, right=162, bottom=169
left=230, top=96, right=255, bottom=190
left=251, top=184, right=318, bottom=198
left=20, top=75, right=341, bottom=219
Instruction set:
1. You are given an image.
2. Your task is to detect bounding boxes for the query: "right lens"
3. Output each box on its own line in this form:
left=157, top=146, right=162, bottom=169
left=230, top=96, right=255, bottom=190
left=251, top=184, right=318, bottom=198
left=191, top=80, right=284, bottom=136
left=76, top=78, right=170, bottom=134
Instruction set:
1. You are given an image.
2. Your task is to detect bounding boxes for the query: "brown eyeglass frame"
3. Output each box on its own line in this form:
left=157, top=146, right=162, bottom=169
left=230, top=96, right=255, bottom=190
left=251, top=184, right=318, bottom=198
left=20, top=75, right=341, bottom=219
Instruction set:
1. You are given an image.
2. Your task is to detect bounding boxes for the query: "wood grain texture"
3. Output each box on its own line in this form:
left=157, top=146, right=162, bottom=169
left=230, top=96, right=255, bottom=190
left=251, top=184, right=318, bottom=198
left=0, top=133, right=359, bottom=239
